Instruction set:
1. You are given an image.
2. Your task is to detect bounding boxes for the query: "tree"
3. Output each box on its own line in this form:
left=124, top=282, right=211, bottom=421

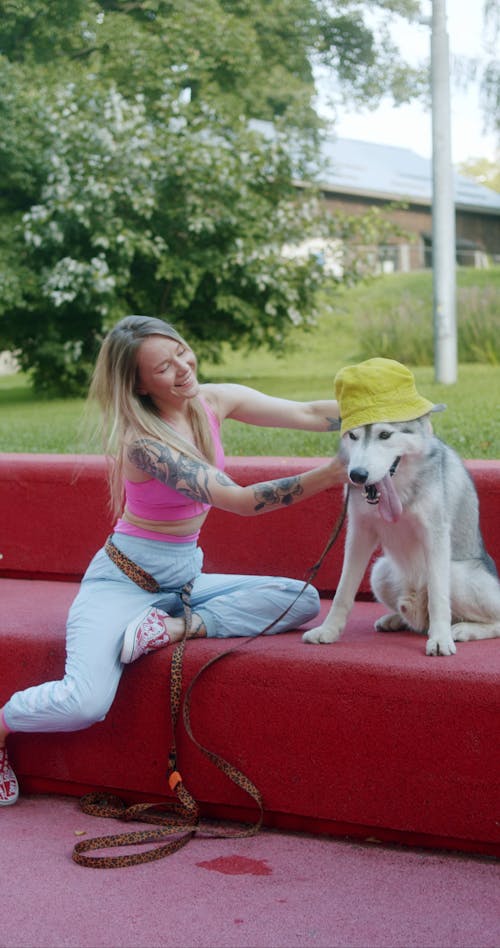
left=0, top=0, right=427, bottom=394
left=459, top=156, right=500, bottom=193
left=451, top=0, right=500, bottom=142
left=480, top=0, right=500, bottom=138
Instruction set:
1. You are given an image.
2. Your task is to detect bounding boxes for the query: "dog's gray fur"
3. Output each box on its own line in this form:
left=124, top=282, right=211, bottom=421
left=303, top=416, right=500, bottom=655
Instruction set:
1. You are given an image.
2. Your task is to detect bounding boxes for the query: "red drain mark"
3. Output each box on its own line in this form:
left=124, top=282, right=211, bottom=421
left=197, top=855, right=272, bottom=876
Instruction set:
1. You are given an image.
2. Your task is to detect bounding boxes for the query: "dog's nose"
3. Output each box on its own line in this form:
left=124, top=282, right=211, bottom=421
left=350, top=467, right=369, bottom=485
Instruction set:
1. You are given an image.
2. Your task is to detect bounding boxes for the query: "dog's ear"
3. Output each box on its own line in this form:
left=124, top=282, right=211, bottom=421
left=423, top=415, right=434, bottom=435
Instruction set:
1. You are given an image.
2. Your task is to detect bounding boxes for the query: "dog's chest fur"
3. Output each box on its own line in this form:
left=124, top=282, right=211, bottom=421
left=348, top=481, right=428, bottom=567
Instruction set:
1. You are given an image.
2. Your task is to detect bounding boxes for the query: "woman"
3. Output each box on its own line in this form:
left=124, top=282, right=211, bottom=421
left=0, top=315, right=345, bottom=805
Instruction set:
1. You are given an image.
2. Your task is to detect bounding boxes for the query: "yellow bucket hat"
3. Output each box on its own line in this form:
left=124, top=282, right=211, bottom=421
left=335, top=358, right=445, bottom=435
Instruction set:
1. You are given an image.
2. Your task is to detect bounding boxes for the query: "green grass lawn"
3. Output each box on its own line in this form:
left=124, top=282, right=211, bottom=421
left=1, top=269, right=499, bottom=458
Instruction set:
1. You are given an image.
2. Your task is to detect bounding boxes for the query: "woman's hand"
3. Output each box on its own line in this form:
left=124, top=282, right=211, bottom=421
left=325, top=453, right=347, bottom=486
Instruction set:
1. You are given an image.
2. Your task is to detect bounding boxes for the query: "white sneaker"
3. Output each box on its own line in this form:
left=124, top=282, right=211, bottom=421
left=120, top=607, right=171, bottom=664
left=0, top=746, right=19, bottom=806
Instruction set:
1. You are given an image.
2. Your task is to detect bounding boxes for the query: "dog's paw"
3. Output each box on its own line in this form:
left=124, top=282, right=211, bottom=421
left=426, top=634, right=456, bottom=657
left=302, top=625, right=341, bottom=645
left=452, top=622, right=479, bottom=642
left=375, top=613, right=409, bottom=633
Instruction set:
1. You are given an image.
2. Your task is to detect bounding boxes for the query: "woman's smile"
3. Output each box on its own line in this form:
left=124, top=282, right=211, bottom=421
left=136, top=335, right=199, bottom=404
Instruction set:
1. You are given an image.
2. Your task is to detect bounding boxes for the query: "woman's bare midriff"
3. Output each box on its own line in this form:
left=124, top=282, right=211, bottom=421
left=121, top=507, right=208, bottom=536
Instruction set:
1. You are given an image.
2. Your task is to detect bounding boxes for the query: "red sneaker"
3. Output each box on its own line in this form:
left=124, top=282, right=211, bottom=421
left=0, top=746, right=19, bottom=806
left=120, top=607, right=171, bottom=664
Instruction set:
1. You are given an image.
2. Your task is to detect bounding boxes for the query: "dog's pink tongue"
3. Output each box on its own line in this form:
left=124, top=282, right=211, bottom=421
left=376, top=473, right=403, bottom=522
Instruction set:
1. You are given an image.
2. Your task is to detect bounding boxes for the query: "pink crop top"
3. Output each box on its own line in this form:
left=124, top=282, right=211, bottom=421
left=114, top=397, right=225, bottom=543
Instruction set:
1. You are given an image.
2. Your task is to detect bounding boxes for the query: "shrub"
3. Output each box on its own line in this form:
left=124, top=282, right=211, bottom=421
left=355, top=272, right=500, bottom=366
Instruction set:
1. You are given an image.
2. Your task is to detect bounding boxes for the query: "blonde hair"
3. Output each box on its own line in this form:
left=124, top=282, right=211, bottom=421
left=87, top=315, right=215, bottom=518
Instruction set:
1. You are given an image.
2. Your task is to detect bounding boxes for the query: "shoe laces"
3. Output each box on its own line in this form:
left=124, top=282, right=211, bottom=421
left=140, top=609, right=167, bottom=642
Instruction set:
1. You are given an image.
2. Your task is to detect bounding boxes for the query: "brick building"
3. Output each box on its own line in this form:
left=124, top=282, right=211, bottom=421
left=316, top=136, right=500, bottom=271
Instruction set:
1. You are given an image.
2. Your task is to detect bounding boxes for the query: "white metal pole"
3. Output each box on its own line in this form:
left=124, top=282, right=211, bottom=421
left=431, top=0, right=457, bottom=383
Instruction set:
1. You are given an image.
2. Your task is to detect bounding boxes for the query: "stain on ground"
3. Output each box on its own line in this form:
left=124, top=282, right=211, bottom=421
left=197, top=854, right=272, bottom=876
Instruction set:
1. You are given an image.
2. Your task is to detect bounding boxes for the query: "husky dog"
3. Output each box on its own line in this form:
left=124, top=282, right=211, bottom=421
left=303, top=359, right=500, bottom=656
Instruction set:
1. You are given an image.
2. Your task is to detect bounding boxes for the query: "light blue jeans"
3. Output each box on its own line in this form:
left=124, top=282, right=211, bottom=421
left=3, top=534, right=319, bottom=734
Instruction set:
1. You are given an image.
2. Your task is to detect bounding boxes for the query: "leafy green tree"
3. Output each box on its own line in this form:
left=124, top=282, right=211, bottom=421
left=0, top=0, right=426, bottom=394
left=0, top=1, right=426, bottom=121
left=459, top=156, right=500, bottom=193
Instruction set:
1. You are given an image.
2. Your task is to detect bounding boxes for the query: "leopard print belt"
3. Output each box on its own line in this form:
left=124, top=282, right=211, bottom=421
left=104, top=535, right=161, bottom=592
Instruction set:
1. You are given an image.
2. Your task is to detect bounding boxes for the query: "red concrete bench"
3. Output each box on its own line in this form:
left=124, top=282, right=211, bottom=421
left=1, top=453, right=499, bottom=856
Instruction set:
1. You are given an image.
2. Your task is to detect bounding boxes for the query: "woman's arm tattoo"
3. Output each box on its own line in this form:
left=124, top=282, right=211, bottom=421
left=253, top=477, right=304, bottom=511
left=128, top=438, right=216, bottom=504
left=128, top=440, right=304, bottom=513
left=215, top=470, right=237, bottom=488
left=326, top=415, right=341, bottom=431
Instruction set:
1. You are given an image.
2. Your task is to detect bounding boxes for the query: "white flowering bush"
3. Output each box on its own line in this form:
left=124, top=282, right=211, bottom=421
left=1, top=81, right=170, bottom=392
left=2, top=78, right=337, bottom=392
left=0, top=0, right=413, bottom=394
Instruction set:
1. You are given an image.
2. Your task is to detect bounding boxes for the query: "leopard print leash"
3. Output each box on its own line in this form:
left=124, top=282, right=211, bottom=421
left=72, top=580, right=263, bottom=868
left=73, top=501, right=348, bottom=868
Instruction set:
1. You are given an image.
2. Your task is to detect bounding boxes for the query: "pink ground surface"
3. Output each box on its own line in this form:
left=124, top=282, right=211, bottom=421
left=2, top=794, right=499, bottom=948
